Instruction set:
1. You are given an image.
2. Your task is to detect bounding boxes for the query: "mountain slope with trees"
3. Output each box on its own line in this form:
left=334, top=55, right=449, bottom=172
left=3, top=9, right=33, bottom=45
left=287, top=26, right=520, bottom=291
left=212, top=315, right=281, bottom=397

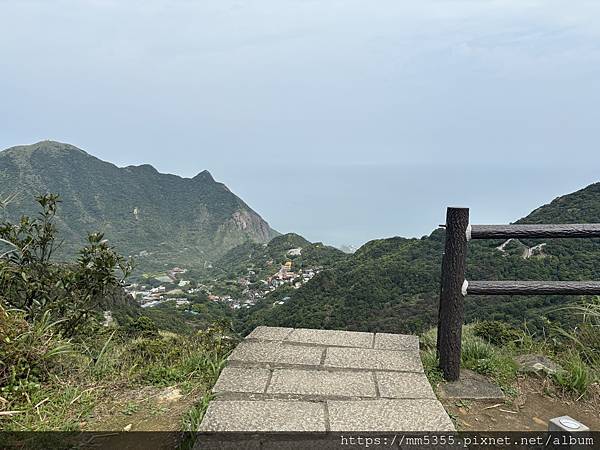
left=0, top=141, right=278, bottom=272
left=240, top=182, right=600, bottom=335
left=207, top=232, right=347, bottom=281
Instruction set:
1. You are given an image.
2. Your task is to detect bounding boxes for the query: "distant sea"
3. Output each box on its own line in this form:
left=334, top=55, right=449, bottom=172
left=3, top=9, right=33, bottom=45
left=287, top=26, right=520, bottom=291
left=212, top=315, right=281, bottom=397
left=215, top=162, right=600, bottom=249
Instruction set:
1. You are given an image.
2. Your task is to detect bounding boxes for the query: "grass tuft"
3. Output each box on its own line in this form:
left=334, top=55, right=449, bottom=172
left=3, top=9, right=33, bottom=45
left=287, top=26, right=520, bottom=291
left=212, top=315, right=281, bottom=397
left=553, top=352, right=593, bottom=397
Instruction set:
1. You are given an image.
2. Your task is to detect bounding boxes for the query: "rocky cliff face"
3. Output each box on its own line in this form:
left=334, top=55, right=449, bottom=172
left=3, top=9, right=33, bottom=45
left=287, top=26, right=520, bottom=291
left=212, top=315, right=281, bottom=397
left=229, top=210, right=274, bottom=238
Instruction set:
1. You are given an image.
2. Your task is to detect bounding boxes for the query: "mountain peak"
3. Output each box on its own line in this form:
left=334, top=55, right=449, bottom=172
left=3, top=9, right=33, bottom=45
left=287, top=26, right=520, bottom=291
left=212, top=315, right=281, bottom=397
left=1, top=140, right=89, bottom=158
left=193, top=170, right=215, bottom=183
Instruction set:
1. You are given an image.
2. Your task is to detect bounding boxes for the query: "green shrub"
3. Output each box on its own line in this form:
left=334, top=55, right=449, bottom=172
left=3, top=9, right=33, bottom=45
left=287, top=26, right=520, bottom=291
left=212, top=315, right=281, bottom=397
left=472, top=320, right=523, bottom=347
left=124, top=316, right=159, bottom=338
left=126, top=336, right=184, bottom=364
left=576, top=322, right=600, bottom=369
left=0, top=194, right=237, bottom=432
left=142, top=365, right=187, bottom=385
left=473, top=353, right=517, bottom=385
left=550, top=298, right=599, bottom=395
left=557, top=299, right=600, bottom=369
left=180, top=392, right=215, bottom=450
left=0, top=194, right=132, bottom=338
left=120, top=328, right=235, bottom=386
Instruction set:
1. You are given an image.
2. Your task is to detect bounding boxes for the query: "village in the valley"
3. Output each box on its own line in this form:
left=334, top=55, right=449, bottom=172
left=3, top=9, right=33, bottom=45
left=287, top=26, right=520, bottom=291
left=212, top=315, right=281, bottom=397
left=123, top=246, right=321, bottom=311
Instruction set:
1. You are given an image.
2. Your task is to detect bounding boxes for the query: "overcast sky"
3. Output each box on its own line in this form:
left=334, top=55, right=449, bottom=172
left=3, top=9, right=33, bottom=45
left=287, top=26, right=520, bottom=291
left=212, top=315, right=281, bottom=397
left=2, top=1, right=600, bottom=247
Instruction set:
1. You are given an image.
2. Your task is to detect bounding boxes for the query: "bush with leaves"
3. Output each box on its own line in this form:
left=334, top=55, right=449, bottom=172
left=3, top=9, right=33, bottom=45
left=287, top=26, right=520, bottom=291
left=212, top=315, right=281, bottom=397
left=0, top=194, right=132, bottom=338
left=124, top=315, right=160, bottom=338
left=472, top=320, right=523, bottom=347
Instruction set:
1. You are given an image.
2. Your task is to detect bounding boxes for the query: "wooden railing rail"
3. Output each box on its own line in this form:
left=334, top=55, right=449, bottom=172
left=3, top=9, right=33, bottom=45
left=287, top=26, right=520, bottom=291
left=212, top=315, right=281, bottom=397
left=464, top=280, right=600, bottom=296
left=469, top=223, right=600, bottom=240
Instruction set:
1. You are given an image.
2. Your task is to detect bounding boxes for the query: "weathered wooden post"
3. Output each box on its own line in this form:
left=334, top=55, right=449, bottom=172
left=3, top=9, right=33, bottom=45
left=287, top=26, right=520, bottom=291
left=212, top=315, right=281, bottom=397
left=437, top=207, right=469, bottom=381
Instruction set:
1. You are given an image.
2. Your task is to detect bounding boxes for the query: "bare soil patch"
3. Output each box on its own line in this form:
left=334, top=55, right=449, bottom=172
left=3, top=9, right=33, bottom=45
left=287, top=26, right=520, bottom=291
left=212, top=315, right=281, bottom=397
left=83, top=385, right=199, bottom=432
left=441, top=376, right=600, bottom=431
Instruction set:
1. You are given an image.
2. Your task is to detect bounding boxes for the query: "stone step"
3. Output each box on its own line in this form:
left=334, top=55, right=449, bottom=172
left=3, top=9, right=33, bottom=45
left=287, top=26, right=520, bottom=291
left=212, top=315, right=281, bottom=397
left=199, top=399, right=454, bottom=432
left=324, top=346, right=423, bottom=372
left=200, top=400, right=326, bottom=432
left=328, top=399, right=454, bottom=431
left=199, top=326, right=454, bottom=432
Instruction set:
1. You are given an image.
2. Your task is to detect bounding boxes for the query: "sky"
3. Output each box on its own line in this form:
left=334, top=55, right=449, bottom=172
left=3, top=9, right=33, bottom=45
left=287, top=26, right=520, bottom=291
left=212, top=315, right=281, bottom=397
left=1, top=0, right=600, bottom=247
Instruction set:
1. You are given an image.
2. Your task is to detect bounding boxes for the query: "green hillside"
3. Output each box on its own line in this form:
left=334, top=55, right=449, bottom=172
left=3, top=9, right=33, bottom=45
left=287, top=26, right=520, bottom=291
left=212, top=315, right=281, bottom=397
left=207, top=232, right=346, bottom=280
left=240, top=183, right=600, bottom=335
left=0, top=141, right=278, bottom=272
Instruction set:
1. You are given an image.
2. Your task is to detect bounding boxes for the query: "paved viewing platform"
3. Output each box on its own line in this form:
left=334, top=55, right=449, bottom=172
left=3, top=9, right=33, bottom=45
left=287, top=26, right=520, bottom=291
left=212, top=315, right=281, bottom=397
left=199, top=326, right=454, bottom=432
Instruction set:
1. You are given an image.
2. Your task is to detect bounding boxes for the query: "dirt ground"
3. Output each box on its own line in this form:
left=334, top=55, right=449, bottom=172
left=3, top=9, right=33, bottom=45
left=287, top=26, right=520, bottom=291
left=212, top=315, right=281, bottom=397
left=442, top=376, right=600, bottom=431
left=83, top=385, right=198, bottom=432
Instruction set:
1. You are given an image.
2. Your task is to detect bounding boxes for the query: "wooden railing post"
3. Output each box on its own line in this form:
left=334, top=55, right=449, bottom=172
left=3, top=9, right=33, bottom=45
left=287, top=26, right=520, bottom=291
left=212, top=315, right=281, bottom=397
left=437, top=207, right=469, bottom=381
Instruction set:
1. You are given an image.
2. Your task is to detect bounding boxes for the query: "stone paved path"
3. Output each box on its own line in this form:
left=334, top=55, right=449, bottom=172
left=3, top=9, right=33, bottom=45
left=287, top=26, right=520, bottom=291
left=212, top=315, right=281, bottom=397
left=199, top=326, right=454, bottom=432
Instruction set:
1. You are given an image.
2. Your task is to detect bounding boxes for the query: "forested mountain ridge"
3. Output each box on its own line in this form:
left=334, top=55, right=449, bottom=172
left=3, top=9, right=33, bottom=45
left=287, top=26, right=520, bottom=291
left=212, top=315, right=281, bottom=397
left=0, top=141, right=278, bottom=271
left=240, top=182, right=600, bottom=335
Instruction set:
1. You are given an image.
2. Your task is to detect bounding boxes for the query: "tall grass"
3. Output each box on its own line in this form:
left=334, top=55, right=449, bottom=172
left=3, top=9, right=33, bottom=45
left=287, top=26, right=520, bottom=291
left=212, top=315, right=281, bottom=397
left=550, top=298, right=599, bottom=396
left=421, top=325, right=518, bottom=391
left=180, top=392, right=215, bottom=450
left=460, top=333, right=518, bottom=388
left=553, top=352, right=593, bottom=396
left=556, top=299, right=600, bottom=367
left=1, top=315, right=235, bottom=431
left=421, top=309, right=599, bottom=399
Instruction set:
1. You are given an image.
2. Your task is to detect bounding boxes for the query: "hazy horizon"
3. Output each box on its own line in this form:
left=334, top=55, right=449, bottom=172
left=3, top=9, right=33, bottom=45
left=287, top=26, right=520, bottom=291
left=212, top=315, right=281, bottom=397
left=2, top=1, right=599, bottom=247
left=3, top=140, right=599, bottom=249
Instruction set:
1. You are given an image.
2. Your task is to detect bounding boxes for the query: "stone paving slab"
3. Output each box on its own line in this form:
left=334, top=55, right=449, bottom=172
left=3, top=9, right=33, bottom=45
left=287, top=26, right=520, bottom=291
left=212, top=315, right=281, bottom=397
left=267, top=368, right=376, bottom=398
left=286, top=328, right=373, bottom=348
left=374, top=333, right=419, bottom=351
left=213, top=367, right=271, bottom=394
left=324, top=347, right=423, bottom=372
left=438, top=369, right=505, bottom=401
left=201, top=326, right=452, bottom=433
left=197, top=439, right=262, bottom=450
left=246, top=326, right=294, bottom=341
left=261, top=439, right=340, bottom=450
left=199, top=400, right=326, bottom=431
left=327, top=399, right=455, bottom=431
left=229, top=341, right=324, bottom=366
left=376, top=371, right=436, bottom=399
